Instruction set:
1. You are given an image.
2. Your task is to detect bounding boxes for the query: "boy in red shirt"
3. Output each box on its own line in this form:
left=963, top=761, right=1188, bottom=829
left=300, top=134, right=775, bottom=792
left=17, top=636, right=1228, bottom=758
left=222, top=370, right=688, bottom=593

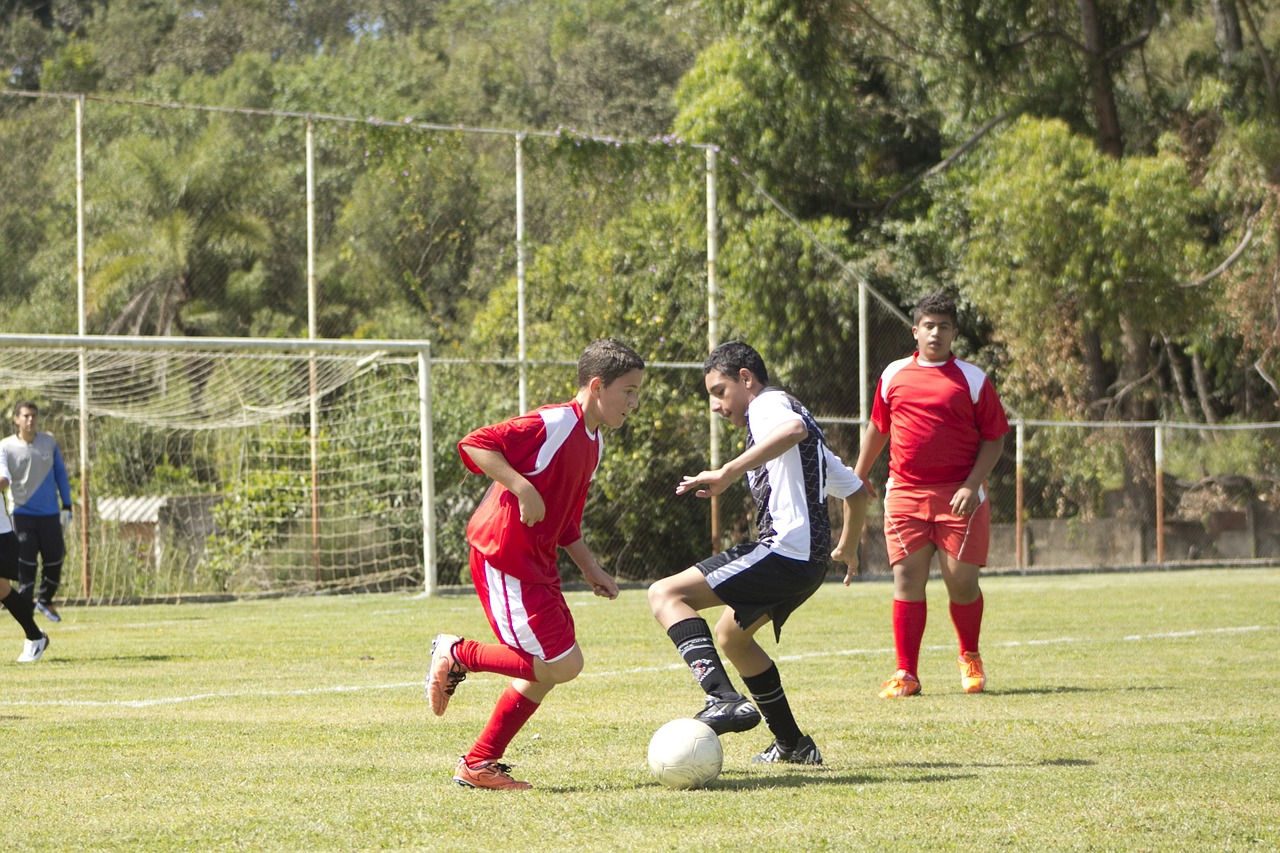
left=427, top=338, right=644, bottom=790
left=854, top=293, right=1008, bottom=698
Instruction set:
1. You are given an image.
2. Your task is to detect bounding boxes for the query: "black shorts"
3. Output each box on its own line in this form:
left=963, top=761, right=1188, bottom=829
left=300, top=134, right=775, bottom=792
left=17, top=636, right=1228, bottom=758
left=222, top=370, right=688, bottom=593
left=0, top=531, right=19, bottom=581
left=696, top=542, right=826, bottom=641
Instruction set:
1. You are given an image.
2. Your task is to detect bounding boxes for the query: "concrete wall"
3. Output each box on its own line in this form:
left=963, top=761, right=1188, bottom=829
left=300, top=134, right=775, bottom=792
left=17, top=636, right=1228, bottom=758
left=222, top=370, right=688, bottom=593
left=854, top=502, right=1280, bottom=575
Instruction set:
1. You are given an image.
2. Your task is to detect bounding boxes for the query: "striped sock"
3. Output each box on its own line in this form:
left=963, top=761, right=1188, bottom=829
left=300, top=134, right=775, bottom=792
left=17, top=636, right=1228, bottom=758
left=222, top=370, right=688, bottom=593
left=743, top=663, right=801, bottom=750
left=667, top=617, right=739, bottom=699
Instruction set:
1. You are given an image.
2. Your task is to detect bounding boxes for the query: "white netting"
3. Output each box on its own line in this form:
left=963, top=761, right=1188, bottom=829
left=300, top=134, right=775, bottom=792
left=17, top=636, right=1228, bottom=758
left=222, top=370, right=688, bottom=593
left=0, top=341, right=428, bottom=602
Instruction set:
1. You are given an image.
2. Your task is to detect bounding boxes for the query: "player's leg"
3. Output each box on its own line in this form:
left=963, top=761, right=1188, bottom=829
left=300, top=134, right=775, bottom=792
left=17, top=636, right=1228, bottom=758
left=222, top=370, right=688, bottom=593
left=33, top=515, right=64, bottom=621
left=938, top=498, right=989, bottom=693
left=880, top=544, right=934, bottom=698
left=880, top=485, right=942, bottom=698
left=941, top=554, right=985, bottom=693
left=0, top=533, right=47, bottom=662
left=452, top=645, right=584, bottom=792
left=715, top=611, right=822, bottom=765
left=14, top=516, right=38, bottom=607
left=648, top=562, right=760, bottom=734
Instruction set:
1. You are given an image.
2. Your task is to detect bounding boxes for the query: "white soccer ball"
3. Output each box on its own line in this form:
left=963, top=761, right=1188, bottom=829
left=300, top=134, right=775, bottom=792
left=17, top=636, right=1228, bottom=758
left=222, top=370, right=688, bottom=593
left=647, top=718, right=723, bottom=789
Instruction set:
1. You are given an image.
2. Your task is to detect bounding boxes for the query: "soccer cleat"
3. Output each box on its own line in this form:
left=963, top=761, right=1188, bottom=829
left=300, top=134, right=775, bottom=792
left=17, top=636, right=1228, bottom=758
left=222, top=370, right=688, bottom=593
left=17, top=632, right=49, bottom=663
left=958, top=651, right=985, bottom=693
left=452, top=757, right=532, bottom=790
left=426, top=633, right=467, bottom=716
left=34, top=601, right=61, bottom=623
left=752, top=734, right=823, bottom=765
left=878, top=670, right=921, bottom=699
left=693, top=694, right=761, bottom=735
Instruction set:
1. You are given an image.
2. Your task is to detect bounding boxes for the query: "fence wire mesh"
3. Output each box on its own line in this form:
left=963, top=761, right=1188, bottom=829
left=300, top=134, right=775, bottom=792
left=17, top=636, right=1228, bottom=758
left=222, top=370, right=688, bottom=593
left=4, top=93, right=1280, bottom=604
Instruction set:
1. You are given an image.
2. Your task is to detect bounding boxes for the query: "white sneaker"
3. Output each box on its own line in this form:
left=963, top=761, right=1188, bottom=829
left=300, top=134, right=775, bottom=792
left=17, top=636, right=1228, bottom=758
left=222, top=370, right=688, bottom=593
left=17, top=632, right=48, bottom=663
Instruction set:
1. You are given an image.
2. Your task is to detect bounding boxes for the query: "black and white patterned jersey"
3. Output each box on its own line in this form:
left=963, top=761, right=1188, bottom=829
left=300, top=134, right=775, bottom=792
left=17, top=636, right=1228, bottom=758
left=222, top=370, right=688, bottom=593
left=744, top=388, right=862, bottom=562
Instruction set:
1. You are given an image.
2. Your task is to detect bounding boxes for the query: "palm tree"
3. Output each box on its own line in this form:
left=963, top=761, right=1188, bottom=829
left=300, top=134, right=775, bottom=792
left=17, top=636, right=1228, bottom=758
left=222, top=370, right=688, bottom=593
left=88, top=121, right=271, bottom=337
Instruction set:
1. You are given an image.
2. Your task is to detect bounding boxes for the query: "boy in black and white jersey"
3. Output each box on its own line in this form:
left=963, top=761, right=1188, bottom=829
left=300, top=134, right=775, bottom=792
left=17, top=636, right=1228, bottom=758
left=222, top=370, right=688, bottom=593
left=648, top=341, right=868, bottom=765
left=0, top=454, right=49, bottom=662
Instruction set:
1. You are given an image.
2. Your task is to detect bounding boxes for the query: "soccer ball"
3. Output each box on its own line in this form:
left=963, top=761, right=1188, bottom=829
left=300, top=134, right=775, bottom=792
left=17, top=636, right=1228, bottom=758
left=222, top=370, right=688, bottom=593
left=647, top=718, right=723, bottom=789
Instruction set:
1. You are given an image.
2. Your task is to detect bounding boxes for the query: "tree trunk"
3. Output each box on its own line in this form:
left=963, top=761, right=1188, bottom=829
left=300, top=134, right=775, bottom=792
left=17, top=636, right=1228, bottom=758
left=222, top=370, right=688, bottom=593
left=1118, top=315, right=1156, bottom=534
left=1076, top=0, right=1125, bottom=158
left=1191, top=351, right=1221, bottom=425
left=1238, top=0, right=1279, bottom=110
left=1211, top=0, right=1244, bottom=66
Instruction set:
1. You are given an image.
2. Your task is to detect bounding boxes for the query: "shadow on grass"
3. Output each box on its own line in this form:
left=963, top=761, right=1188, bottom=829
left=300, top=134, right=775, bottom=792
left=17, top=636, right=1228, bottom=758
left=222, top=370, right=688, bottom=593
left=985, top=685, right=1091, bottom=696
left=987, top=684, right=1173, bottom=697
left=542, top=768, right=975, bottom=794
left=878, top=757, right=1094, bottom=770
left=47, top=654, right=191, bottom=664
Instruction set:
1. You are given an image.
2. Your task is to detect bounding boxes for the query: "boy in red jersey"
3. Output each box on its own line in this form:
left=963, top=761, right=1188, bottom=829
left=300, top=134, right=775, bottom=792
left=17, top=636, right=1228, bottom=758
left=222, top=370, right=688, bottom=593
left=426, top=338, right=644, bottom=790
left=854, top=293, right=1008, bottom=698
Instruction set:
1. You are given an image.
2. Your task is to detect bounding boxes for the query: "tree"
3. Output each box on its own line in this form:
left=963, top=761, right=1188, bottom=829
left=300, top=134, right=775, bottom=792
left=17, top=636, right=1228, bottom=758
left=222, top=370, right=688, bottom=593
left=953, top=117, right=1208, bottom=522
left=86, top=122, right=271, bottom=336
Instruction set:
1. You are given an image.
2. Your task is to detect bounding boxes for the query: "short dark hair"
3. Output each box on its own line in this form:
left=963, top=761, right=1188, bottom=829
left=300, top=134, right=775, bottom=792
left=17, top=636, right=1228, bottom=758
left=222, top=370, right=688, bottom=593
left=577, top=338, right=644, bottom=388
left=704, top=340, right=769, bottom=385
left=13, top=401, right=37, bottom=418
left=913, top=292, right=958, bottom=325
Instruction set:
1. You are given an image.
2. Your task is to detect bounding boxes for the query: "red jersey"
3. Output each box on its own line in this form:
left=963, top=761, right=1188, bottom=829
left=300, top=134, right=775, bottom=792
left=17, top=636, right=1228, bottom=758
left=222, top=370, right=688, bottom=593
left=459, top=399, right=603, bottom=584
left=870, top=352, right=1009, bottom=487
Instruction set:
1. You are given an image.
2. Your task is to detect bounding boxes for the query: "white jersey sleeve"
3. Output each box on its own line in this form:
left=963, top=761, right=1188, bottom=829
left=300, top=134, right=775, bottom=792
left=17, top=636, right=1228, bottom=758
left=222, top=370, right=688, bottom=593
left=823, top=446, right=862, bottom=500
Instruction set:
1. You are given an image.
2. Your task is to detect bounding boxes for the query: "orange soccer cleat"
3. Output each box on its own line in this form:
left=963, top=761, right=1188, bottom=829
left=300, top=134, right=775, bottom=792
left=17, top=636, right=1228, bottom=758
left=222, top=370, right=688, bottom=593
left=452, top=757, right=532, bottom=791
left=958, top=651, right=986, bottom=694
left=426, top=633, right=468, bottom=716
left=878, top=670, right=921, bottom=699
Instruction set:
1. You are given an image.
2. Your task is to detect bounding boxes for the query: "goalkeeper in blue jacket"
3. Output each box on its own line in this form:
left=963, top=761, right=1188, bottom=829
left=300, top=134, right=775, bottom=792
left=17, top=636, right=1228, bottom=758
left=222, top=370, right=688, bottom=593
left=0, top=402, right=72, bottom=622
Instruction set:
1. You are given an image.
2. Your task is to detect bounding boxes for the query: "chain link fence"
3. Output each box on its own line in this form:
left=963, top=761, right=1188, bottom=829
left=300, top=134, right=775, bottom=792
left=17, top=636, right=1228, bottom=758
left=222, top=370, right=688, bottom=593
left=4, top=91, right=1280, bottom=603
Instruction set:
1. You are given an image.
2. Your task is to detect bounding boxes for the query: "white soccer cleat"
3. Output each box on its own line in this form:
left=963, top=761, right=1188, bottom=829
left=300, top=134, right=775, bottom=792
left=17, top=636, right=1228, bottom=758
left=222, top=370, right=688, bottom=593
left=17, top=632, right=49, bottom=663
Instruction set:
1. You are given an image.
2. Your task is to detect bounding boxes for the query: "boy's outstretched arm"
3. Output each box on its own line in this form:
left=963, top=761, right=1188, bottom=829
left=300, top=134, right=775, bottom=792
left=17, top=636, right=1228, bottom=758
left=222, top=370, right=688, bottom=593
left=832, top=488, right=870, bottom=586
left=677, top=419, right=808, bottom=499
left=563, top=538, right=619, bottom=600
left=459, top=444, right=546, bottom=526
left=853, top=423, right=889, bottom=492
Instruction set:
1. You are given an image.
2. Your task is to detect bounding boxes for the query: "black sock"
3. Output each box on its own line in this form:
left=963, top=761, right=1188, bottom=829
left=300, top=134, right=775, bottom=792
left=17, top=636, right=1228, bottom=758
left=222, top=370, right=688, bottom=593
left=2, top=590, right=43, bottom=641
left=666, top=617, right=739, bottom=699
left=743, top=663, right=802, bottom=750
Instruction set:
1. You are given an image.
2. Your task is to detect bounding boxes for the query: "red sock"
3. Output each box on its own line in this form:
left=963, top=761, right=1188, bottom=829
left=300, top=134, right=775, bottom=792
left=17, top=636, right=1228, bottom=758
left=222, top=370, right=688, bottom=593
left=893, top=598, right=927, bottom=676
left=950, top=594, right=984, bottom=657
left=465, top=685, right=540, bottom=765
left=453, top=639, right=536, bottom=681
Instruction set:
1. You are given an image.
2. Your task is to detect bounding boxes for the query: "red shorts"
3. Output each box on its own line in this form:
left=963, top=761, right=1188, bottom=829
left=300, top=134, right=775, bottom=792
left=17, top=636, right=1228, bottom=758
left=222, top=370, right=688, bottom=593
left=469, top=548, right=578, bottom=663
left=882, top=481, right=991, bottom=567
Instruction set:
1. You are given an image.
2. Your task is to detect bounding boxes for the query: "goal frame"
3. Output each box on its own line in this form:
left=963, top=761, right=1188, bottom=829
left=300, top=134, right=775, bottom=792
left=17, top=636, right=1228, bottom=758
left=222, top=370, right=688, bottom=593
left=0, top=333, right=437, bottom=597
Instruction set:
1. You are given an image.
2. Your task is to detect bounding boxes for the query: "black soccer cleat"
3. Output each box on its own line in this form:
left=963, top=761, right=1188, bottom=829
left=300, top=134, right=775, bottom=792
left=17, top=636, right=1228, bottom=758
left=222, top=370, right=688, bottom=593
left=693, top=694, right=762, bottom=735
left=752, top=734, right=823, bottom=765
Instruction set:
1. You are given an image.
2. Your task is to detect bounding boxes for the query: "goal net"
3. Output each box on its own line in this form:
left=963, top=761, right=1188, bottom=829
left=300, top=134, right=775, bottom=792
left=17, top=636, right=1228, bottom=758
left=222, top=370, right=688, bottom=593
left=0, top=335, right=432, bottom=603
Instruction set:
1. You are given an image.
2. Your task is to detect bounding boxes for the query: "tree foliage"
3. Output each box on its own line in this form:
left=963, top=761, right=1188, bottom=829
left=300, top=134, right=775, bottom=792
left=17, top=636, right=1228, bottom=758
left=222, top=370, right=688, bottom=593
left=4, top=0, right=1280, bottom=569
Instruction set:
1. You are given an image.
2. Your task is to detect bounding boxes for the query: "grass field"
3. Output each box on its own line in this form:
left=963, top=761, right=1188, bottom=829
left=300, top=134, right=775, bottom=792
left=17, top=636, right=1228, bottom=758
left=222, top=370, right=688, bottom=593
left=3, top=568, right=1278, bottom=851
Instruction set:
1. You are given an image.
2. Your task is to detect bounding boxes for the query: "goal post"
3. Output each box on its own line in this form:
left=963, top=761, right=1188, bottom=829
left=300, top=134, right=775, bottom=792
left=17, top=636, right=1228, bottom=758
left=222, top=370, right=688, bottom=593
left=0, top=333, right=436, bottom=602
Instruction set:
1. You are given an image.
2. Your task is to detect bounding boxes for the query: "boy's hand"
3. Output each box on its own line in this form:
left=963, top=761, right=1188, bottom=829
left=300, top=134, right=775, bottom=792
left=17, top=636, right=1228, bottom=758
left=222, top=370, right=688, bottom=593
left=832, top=541, right=861, bottom=586
left=512, top=481, right=546, bottom=526
left=950, top=485, right=979, bottom=516
left=676, top=467, right=731, bottom=499
left=581, top=563, right=619, bottom=600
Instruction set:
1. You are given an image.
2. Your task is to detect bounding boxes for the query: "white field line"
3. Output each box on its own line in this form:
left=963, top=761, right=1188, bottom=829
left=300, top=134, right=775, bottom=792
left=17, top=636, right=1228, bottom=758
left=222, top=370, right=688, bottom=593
left=0, top=624, right=1267, bottom=710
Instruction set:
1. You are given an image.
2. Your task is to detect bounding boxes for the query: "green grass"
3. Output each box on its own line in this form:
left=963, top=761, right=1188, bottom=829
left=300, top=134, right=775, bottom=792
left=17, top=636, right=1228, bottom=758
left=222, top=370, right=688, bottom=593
left=4, top=569, right=1279, bottom=851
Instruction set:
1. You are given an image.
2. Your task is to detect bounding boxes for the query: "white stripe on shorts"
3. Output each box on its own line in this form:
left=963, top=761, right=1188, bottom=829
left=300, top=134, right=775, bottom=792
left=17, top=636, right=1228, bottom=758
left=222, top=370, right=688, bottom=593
left=705, top=543, right=772, bottom=588
left=483, top=560, right=547, bottom=660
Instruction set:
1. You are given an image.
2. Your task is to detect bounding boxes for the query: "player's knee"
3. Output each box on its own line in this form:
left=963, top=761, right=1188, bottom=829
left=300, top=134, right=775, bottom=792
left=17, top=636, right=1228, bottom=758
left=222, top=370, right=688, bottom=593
left=646, top=579, right=672, bottom=617
left=540, top=647, right=584, bottom=684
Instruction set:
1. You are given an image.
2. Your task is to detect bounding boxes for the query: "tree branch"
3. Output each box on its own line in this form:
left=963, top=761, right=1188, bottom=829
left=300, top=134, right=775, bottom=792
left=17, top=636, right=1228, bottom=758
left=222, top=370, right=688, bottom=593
left=1181, top=209, right=1258, bottom=288
left=851, top=108, right=1021, bottom=213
